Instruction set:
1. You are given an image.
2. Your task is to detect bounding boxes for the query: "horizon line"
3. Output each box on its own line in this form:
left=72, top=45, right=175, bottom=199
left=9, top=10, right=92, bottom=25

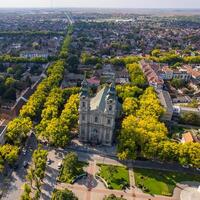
left=0, top=7, right=200, bottom=9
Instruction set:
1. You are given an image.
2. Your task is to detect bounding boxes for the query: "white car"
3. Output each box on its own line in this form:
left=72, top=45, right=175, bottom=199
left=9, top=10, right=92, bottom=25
left=58, top=162, right=62, bottom=169
left=47, top=159, right=51, bottom=165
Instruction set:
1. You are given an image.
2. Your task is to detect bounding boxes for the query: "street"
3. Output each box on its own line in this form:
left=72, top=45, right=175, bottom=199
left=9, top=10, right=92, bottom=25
left=0, top=133, right=37, bottom=200
left=1, top=137, right=199, bottom=200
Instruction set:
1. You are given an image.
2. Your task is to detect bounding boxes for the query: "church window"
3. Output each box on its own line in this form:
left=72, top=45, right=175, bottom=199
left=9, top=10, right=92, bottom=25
left=82, top=102, right=85, bottom=107
left=106, top=132, right=110, bottom=140
left=95, top=116, right=98, bottom=123
left=109, top=105, right=112, bottom=111
left=107, top=119, right=111, bottom=125
left=81, top=129, right=85, bottom=138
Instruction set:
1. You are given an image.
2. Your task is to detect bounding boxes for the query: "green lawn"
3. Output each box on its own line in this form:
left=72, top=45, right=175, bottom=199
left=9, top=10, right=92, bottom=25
left=98, top=164, right=129, bottom=190
left=134, top=168, right=200, bottom=196
left=59, top=161, right=87, bottom=183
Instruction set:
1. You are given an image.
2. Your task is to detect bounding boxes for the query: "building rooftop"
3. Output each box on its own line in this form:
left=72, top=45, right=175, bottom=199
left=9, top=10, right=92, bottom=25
left=90, top=86, right=109, bottom=111
left=157, top=90, right=173, bottom=113
left=182, top=132, right=194, bottom=143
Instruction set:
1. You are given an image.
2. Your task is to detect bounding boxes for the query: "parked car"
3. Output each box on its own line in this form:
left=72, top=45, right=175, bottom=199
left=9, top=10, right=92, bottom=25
left=58, top=162, right=62, bottom=169
left=47, top=159, right=51, bottom=165
left=22, top=148, right=27, bottom=155
left=23, top=161, right=29, bottom=168
left=13, top=164, right=19, bottom=170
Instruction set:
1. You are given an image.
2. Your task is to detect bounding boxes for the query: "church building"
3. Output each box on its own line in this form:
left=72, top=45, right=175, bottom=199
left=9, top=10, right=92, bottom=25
left=78, top=77, right=120, bottom=146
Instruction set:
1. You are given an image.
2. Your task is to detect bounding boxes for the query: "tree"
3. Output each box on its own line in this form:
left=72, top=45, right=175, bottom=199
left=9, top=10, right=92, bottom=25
left=3, top=87, right=16, bottom=100
left=5, top=77, right=16, bottom=87
left=126, top=63, right=147, bottom=86
left=122, top=97, right=138, bottom=115
left=151, top=49, right=161, bottom=57
left=60, top=94, right=79, bottom=129
left=26, top=168, right=35, bottom=187
left=20, top=183, right=31, bottom=200
left=0, top=144, right=19, bottom=165
left=179, top=112, right=200, bottom=126
left=0, top=155, right=4, bottom=173
left=7, top=67, right=14, bottom=74
left=20, top=60, right=64, bottom=119
left=51, top=189, right=78, bottom=200
left=103, top=194, right=126, bottom=200
left=42, top=118, right=70, bottom=147
left=116, top=85, right=143, bottom=101
left=32, top=149, right=48, bottom=180
left=59, top=152, right=80, bottom=183
left=170, top=78, right=185, bottom=89
left=6, top=117, right=32, bottom=145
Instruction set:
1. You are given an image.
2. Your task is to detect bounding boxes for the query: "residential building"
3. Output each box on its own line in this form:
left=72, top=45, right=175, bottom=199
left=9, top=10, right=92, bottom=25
left=157, top=90, right=173, bottom=121
left=20, top=50, right=49, bottom=58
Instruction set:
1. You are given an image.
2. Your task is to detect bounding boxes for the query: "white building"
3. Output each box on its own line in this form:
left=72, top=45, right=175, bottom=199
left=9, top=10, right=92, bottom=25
left=78, top=77, right=120, bottom=146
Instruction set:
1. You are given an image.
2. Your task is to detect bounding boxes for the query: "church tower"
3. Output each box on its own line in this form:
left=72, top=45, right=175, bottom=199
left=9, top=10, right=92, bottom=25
left=79, top=75, right=90, bottom=141
left=103, top=81, right=117, bottom=145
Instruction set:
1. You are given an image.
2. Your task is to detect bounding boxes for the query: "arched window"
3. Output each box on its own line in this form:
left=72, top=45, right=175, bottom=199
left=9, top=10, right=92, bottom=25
left=95, top=116, right=98, bottom=123
left=109, top=105, right=112, bottom=111
left=82, top=102, right=85, bottom=107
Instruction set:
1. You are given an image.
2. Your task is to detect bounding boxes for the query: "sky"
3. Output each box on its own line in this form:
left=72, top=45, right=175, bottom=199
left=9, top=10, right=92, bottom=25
left=0, top=0, right=200, bottom=9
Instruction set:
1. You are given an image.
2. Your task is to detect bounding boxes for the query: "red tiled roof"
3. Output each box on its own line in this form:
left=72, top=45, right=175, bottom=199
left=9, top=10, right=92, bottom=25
left=182, top=132, right=194, bottom=143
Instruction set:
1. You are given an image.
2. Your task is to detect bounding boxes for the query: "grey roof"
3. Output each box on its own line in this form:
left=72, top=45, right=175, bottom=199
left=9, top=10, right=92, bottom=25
left=90, top=86, right=109, bottom=111
left=0, top=125, right=6, bottom=135
left=157, top=90, right=173, bottom=112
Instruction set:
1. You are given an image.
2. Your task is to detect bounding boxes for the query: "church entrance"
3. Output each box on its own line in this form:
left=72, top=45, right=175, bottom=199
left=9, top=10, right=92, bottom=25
left=91, top=129, right=99, bottom=145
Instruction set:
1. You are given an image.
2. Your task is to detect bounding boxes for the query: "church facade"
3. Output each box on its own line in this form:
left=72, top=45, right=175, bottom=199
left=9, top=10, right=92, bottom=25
left=78, top=78, right=119, bottom=146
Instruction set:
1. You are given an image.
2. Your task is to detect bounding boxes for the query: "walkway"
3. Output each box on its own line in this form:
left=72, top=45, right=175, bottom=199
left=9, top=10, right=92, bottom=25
left=56, top=160, right=179, bottom=200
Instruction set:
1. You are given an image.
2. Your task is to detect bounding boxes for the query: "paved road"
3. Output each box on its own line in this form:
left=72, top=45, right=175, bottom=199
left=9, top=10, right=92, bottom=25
left=0, top=133, right=37, bottom=200
left=40, top=149, right=63, bottom=200
left=66, top=145, right=200, bottom=175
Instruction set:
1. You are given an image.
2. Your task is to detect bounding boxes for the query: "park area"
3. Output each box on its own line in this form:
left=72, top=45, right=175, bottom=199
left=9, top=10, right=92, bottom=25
left=97, top=164, right=129, bottom=190
left=134, top=168, right=200, bottom=196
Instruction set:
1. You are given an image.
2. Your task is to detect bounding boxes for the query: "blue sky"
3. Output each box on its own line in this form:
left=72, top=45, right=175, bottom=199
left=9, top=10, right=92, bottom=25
left=0, top=0, right=200, bottom=8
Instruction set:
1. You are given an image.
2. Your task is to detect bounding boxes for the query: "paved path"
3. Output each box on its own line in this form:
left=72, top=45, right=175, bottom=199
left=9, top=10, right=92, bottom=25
left=56, top=161, right=179, bottom=200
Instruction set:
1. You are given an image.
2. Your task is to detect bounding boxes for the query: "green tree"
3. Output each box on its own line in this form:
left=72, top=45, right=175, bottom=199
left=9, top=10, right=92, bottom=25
left=122, top=97, right=138, bottom=115
left=59, top=152, right=81, bottom=183
left=21, top=183, right=32, bottom=200
left=6, top=117, right=32, bottom=145
left=51, top=189, right=78, bottom=200
left=0, top=144, right=19, bottom=165
left=103, top=194, right=126, bottom=200
left=126, top=63, right=147, bottom=86
left=5, top=77, right=16, bottom=87
left=179, top=112, right=200, bottom=126
left=170, top=78, right=185, bottom=89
